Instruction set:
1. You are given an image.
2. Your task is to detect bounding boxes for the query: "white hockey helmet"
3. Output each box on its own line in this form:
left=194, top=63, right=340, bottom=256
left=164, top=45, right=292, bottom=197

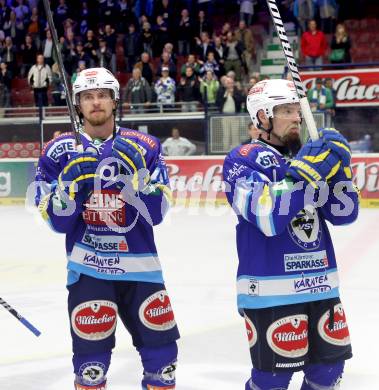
left=72, top=67, right=120, bottom=105
left=246, top=79, right=299, bottom=129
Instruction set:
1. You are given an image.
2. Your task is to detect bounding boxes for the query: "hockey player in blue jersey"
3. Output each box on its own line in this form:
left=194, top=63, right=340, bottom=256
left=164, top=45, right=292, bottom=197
left=35, top=68, right=179, bottom=390
left=223, top=79, right=359, bottom=390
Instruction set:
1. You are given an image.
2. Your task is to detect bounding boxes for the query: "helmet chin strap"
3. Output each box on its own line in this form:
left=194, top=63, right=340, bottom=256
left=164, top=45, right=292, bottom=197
left=257, top=117, right=283, bottom=144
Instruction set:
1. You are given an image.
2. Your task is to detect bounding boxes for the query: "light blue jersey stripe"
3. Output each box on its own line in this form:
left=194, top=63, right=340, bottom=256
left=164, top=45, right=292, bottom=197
left=67, top=262, right=164, bottom=284
left=237, top=288, right=340, bottom=309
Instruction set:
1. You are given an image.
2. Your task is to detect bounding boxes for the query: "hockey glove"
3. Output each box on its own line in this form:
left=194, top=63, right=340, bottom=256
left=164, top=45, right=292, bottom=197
left=57, top=153, right=99, bottom=202
left=319, top=128, right=351, bottom=167
left=287, top=138, right=341, bottom=189
left=112, top=136, right=150, bottom=191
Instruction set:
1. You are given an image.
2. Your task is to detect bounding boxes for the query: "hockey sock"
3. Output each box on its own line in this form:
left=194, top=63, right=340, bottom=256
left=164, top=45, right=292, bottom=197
left=301, top=361, right=344, bottom=390
left=138, top=342, right=178, bottom=389
left=245, top=368, right=293, bottom=390
left=73, top=352, right=111, bottom=389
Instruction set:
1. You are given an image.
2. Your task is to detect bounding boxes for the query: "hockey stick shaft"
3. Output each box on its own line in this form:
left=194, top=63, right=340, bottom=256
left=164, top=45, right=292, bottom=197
left=42, top=0, right=83, bottom=151
left=0, top=297, right=41, bottom=337
left=266, top=0, right=319, bottom=141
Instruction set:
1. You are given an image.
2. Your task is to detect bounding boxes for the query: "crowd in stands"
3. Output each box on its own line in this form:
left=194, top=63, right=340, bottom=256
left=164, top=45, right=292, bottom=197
left=0, top=0, right=261, bottom=110
left=0, top=0, right=376, bottom=111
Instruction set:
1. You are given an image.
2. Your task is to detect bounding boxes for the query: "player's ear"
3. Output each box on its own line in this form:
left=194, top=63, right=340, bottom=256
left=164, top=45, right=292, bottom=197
left=257, top=109, right=269, bottom=126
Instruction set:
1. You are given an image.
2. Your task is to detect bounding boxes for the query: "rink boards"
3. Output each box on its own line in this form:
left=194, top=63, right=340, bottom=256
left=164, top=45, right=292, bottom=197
left=0, top=155, right=378, bottom=207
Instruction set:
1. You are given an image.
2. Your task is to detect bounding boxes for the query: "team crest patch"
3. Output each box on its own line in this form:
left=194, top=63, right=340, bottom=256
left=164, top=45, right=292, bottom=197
left=79, top=362, right=106, bottom=385
left=318, top=303, right=350, bottom=346
left=71, top=300, right=117, bottom=340
left=139, top=290, right=176, bottom=331
left=288, top=207, right=322, bottom=250
left=244, top=314, right=258, bottom=348
left=266, top=315, right=309, bottom=358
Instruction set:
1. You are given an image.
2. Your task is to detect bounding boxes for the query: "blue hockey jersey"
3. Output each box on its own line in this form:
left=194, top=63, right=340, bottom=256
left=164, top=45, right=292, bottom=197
left=223, top=140, right=359, bottom=310
left=35, top=128, right=171, bottom=286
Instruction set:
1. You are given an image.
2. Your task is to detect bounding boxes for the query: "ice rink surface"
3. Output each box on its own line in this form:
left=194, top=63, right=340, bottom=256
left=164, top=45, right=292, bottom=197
left=0, top=205, right=378, bottom=389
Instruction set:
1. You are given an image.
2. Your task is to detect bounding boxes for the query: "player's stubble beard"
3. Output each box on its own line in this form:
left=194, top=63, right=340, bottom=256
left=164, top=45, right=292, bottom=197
left=87, top=110, right=110, bottom=127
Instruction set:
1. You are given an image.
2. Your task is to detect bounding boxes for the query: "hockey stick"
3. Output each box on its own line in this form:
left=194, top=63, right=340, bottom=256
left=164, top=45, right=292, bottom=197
left=0, top=297, right=41, bottom=337
left=265, top=0, right=319, bottom=141
left=42, top=0, right=83, bottom=152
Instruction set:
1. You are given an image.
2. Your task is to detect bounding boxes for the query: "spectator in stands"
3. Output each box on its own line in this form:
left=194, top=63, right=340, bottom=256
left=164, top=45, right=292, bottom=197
left=0, top=61, right=11, bottom=108
left=154, top=0, right=172, bottom=31
left=102, top=24, right=117, bottom=73
left=20, top=34, right=37, bottom=78
left=154, top=66, right=176, bottom=107
left=220, top=22, right=232, bottom=43
left=195, top=31, right=214, bottom=62
left=307, top=77, right=334, bottom=125
left=123, top=23, right=141, bottom=72
left=41, top=29, right=54, bottom=67
left=235, top=20, right=256, bottom=75
left=27, top=7, right=39, bottom=44
left=241, top=121, right=259, bottom=144
left=197, top=0, right=213, bottom=18
left=226, top=70, right=243, bottom=92
left=239, top=0, right=256, bottom=26
left=224, top=32, right=244, bottom=81
left=72, top=41, right=90, bottom=70
left=51, top=63, right=65, bottom=106
left=141, top=21, right=153, bottom=57
left=200, top=69, right=220, bottom=106
left=27, top=54, right=52, bottom=108
left=3, top=10, right=25, bottom=48
left=62, top=18, right=77, bottom=38
left=316, top=0, right=338, bottom=33
left=330, top=23, right=351, bottom=64
left=153, top=15, right=169, bottom=57
left=162, top=127, right=196, bottom=156
left=194, top=10, right=212, bottom=38
left=53, top=130, right=62, bottom=139
left=0, top=1, right=11, bottom=27
left=213, top=35, right=226, bottom=75
left=0, top=36, right=16, bottom=77
left=199, top=51, right=220, bottom=78
left=118, top=0, right=137, bottom=33
left=177, top=8, right=192, bottom=56
left=83, top=30, right=98, bottom=67
left=99, top=0, right=118, bottom=26
left=55, top=0, right=69, bottom=36
left=245, top=74, right=259, bottom=95
left=124, top=67, right=152, bottom=113
left=94, top=37, right=113, bottom=71
left=181, top=53, right=201, bottom=77
left=61, top=30, right=77, bottom=74
left=177, top=66, right=200, bottom=112
left=156, top=51, right=176, bottom=80
left=301, top=19, right=327, bottom=69
left=134, top=52, right=155, bottom=85
left=163, top=42, right=176, bottom=64
left=14, top=0, right=30, bottom=24
left=71, top=60, right=86, bottom=84
left=293, top=0, right=316, bottom=33
left=216, top=76, right=245, bottom=150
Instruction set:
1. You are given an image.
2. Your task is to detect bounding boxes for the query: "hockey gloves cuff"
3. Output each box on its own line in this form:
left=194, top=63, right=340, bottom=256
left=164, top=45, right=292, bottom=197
left=318, top=127, right=352, bottom=167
